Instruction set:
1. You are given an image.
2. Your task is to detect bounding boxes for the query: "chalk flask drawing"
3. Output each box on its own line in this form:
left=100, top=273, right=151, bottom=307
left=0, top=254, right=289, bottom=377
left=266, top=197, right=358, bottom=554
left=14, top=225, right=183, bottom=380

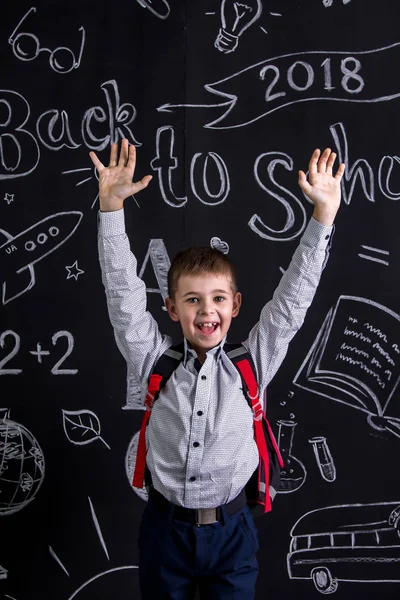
left=277, top=420, right=307, bottom=493
left=293, top=296, right=400, bottom=438
left=0, top=409, right=45, bottom=516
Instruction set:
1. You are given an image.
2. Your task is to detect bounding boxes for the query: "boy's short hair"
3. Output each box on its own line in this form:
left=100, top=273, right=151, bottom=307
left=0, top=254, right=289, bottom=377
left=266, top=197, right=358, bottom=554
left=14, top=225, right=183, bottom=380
left=168, top=246, right=238, bottom=298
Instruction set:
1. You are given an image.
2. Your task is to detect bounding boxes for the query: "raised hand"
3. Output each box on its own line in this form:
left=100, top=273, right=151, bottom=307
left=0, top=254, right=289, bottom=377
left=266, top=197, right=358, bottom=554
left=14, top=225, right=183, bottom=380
left=298, top=148, right=345, bottom=226
left=89, top=138, right=152, bottom=212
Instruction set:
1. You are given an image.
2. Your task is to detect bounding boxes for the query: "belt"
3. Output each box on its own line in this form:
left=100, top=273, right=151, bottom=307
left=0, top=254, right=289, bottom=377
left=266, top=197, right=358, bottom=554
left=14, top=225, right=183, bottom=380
left=148, top=487, right=247, bottom=526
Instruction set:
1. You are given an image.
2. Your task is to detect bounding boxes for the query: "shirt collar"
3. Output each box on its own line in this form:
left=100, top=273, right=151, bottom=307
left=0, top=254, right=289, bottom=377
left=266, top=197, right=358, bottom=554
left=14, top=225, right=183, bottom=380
left=183, top=336, right=227, bottom=366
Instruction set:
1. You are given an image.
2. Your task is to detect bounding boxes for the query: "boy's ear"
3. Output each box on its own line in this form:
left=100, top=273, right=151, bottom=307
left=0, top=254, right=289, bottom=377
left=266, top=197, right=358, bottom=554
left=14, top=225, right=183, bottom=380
left=165, top=297, right=180, bottom=322
left=232, top=292, right=242, bottom=318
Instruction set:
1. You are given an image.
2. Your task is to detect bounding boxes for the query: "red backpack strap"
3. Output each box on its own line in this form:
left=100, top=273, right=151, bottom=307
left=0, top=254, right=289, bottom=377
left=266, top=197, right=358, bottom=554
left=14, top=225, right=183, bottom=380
left=132, top=344, right=184, bottom=489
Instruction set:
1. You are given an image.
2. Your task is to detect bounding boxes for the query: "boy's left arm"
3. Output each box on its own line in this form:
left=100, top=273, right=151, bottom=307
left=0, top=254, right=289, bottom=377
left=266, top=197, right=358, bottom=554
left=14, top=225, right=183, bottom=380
left=244, top=148, right=345, bottom=389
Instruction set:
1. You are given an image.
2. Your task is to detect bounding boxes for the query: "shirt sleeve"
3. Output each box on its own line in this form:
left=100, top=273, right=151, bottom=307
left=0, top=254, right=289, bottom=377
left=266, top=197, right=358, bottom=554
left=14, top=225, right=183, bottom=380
left=244, top=217, right=334, bottom=390
left=97, top=209, right=171, bottom=385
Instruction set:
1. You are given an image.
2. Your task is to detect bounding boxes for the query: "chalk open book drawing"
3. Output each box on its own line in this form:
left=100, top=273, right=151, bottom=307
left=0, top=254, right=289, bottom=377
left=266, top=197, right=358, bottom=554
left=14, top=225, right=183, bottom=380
left=293, top=296, right=400, bottom=438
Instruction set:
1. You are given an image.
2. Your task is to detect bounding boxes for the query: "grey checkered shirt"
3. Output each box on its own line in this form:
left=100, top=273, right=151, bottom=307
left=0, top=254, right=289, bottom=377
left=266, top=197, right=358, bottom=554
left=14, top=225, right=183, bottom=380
left=98, top=210, right=333, bottom=509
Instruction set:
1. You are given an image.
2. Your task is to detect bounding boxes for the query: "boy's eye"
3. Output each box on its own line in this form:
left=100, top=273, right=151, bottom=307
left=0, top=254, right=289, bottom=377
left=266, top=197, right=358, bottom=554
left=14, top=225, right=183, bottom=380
left=214, top=296, right=225, bottom=302
left=186, top=297, right=199, bottom=303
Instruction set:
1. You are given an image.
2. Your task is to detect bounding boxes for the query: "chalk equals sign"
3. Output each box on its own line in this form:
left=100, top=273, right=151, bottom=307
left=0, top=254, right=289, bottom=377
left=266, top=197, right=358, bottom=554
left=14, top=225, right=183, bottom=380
left=358, top=245, right=389, bottom=266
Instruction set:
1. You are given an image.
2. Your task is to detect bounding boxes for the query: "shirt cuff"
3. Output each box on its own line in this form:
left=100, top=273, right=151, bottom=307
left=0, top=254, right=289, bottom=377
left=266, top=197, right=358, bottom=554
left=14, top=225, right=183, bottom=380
left=97, top=209, right=126, bottom=237
left=302, top=216, right=334, bottom=249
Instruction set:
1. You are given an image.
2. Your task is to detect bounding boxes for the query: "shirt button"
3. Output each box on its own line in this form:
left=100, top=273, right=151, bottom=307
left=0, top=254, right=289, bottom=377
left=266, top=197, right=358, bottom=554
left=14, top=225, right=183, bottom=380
left=197, top=410, right=203, bottom=416
left=193, top=442, right=200, bottom=447
left=189, top=476, right=196, bottom=482
left=201, top=375, right=207, bottom=380
left=325, top=234, right=330, bottom=240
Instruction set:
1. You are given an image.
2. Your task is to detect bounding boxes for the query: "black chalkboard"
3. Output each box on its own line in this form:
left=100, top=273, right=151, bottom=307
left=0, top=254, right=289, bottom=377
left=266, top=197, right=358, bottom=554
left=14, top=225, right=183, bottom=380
left=1, top=1, right=400, bottom=598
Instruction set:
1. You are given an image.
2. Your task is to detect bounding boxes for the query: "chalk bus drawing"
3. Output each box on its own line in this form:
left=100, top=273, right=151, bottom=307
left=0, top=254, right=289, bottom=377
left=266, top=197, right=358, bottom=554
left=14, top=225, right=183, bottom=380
left=9, top=7, right=85, bottom=74
left=277, top=420, right=307, bottom=494
left=293, top=296, right=400, bottom=438
left=288, top=501, right=400, bottom=594
left=309, top=436, right=336, bottom=482
left=215, top=0, right=263, bottom=54
left=0, top=211, right=83, bottom=304
left=62, top=409, right=111, bottom=450
left=0, top=409, right=45, bottom=516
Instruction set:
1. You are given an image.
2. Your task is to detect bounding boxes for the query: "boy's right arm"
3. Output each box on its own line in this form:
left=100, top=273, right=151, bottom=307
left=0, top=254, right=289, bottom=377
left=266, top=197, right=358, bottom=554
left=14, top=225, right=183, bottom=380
left=92, top=140, right=171, bottom=382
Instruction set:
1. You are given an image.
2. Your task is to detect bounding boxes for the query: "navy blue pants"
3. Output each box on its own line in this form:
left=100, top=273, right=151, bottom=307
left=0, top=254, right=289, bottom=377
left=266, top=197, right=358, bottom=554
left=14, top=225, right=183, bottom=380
left=138, top=495, right=259, bottom=599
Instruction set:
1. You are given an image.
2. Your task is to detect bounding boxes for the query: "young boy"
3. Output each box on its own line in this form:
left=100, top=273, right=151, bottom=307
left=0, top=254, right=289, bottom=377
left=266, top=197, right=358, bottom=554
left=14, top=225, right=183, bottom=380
left=90, top=139, right=344, bottom=600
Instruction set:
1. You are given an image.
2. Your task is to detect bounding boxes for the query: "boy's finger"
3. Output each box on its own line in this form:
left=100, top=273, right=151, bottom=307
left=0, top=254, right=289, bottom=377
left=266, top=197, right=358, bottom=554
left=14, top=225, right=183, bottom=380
left=126, top=144, right=137, bottom=173
left=132, top=175, right=153, bottom=193
left=326, top=151, right=336, bottom=174
left=298, top=170, right=311, bottom=195
left=118, top=138, right=129, bottom=167
left=334, top=162, right=346, bottom=180
left=309, top=149, right=321, bottom=175
left=317, top=148, right=331, bottom=173
left=89, top=151, right=104, bottom=171
left=109, top=143, right=118, bottom=167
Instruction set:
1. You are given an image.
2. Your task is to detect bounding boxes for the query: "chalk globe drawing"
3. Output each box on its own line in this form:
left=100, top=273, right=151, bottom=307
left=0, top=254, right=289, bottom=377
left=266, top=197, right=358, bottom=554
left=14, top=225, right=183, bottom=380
left=125, top=431, right=148, bottom=502
left=0, top=410, right=45, bottom=516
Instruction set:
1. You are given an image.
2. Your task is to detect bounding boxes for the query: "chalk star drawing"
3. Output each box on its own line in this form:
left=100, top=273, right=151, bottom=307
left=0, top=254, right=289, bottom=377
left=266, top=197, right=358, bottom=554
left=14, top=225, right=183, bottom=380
left=65, top=261, right=84, bottom=281
left=3, top=193, right=14, bottom=205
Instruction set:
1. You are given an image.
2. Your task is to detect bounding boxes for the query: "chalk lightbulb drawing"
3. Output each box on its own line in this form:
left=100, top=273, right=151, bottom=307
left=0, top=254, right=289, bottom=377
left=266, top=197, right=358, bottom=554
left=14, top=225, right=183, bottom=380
left=215, top=0, right=263, bottom=54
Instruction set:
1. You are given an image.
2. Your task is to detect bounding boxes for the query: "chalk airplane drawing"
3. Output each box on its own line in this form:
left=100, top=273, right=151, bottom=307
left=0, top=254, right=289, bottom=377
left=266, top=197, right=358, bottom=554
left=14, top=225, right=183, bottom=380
left=288, top=501, right=400, bottom=594
left=0, top=211, right=83, bottom=305
left=9, top=7, right=85, bottom=74
left=293, top=296, right=400, bottom=438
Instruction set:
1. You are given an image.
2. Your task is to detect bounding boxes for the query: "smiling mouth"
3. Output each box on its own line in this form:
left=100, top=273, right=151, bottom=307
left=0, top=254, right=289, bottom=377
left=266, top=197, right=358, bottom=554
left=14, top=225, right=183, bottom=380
left=196, top=322, right=219, bottom=335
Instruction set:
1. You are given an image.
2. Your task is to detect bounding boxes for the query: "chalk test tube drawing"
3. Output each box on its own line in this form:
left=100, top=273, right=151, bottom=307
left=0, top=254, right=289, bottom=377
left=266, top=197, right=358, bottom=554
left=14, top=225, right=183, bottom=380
left=309, top=436, right=336, bottom=482
left=215, top=0, right=262, bottom=54
left=9, top=7, right=85, bottom=74
left=136, top=0, right=170, bottom=20
left=277, top=420, right=307, bottom=493
left=0, top=211, right=82, bottom=305
left=0, top=565, right=7, bottom=579
left=126, top=431, right=148, bottom=501
left=288, top=501, right=400, bottom=594
left=62, top=409, right=111, bottom=450
left=0, top=409, right=45, bottom=516
left=159, top=41, right=400, bottom=129
left=293, top=296, right=400, bottom=438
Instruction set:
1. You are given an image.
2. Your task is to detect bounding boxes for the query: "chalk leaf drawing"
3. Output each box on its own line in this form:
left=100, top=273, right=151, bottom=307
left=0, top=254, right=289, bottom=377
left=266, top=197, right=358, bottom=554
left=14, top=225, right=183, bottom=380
left=0, top=409, right=45, bottom=516
left=288, top=501, right=400, bottom=594
left=294, top=296, right=400, bottom=438
left=62, top=409, right=110, bottom=450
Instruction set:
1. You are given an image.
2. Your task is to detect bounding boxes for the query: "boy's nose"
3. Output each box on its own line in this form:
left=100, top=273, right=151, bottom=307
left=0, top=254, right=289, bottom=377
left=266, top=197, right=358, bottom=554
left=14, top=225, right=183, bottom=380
left=199, top=300, right=215, bottom=314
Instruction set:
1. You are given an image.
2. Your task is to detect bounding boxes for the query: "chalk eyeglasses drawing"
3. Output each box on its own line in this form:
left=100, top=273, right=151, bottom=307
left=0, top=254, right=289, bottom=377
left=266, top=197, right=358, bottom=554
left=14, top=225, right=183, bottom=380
left=8, top=7, right=85, bottom=74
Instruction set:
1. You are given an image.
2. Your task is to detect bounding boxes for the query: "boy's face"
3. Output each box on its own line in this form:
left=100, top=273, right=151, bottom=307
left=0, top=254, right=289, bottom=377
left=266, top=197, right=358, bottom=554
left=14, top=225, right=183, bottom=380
left=165, top=272, right=242, bottom=362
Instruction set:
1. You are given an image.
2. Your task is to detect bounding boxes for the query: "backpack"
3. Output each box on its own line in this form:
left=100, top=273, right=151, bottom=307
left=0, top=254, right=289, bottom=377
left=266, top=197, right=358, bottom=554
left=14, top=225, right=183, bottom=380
left=132, top=342, right=284, bottom=514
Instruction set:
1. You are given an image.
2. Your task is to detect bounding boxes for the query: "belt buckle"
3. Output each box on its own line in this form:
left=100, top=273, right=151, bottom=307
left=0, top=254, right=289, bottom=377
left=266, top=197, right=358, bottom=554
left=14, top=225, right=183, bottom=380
left=196, top=507, right=218, bottom=526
